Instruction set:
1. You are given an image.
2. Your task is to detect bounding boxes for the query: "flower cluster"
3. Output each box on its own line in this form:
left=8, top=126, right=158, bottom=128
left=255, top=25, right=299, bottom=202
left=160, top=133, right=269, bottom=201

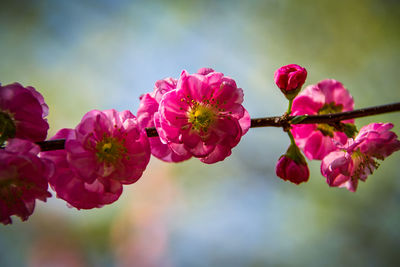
left=274, top=64, right=400, bottom=191
left=1, top=65, right=399, bottom=224
left=0, top=83, right=51, bottom=224
left=0, top=68, right=251, bottom=224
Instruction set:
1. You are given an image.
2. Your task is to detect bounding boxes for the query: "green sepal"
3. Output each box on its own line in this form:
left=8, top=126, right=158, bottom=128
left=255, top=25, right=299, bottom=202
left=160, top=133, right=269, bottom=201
left=283, top=87, right=301, bottom=101
left=343, top=123, right=358, bottom=138
left=0, top=112, right=16, bottom=147
left=285, top=143, right=307, bottom=164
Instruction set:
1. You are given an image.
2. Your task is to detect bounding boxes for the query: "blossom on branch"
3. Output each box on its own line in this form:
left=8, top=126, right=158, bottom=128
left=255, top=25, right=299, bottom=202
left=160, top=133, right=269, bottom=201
left=41, top=129, right=123, bottom=209
left=291, top=79, right=354, bottom=160
left=321, top=123, right=400, bottom=192
left=137, top=77, right=192, bottom=162
left=67, top=109, right=150, bottom=183
left=157, top=69, right=250, bottom=164
left=41, top=109, right=150, bottom=209
left=0, top=139, right=52, bottom=224
left=0, top=83, right=49, bottom=145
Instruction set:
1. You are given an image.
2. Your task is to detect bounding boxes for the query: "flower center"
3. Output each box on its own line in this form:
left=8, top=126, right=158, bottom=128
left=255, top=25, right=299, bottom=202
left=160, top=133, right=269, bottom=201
left=318, top=102, right=343, bottom=115
left=316, top=102, right=343, bottom=137
left=95, top=135, right=127, bottom=164
left=188, top=104, right=216, bottom=132
left=0, top=111, right=16, bottom=146
left=351, top=149, right=379, bottom=180
left=0, top=169, right=34, bottom=207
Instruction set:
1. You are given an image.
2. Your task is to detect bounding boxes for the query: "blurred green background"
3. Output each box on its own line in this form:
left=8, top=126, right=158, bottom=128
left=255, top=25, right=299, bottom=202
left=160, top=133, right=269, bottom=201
left=1, top=0, right=400, bottom=266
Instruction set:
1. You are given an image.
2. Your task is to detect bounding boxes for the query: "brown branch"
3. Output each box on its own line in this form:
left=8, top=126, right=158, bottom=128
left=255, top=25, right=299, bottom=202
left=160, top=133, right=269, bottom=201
left=145, top=127, right=159, bottom=137
left=250, top=102, right=400, bottom=128
left=36, top=102, right=400, bottom=151
left=36, top=139, right=66, bottom=152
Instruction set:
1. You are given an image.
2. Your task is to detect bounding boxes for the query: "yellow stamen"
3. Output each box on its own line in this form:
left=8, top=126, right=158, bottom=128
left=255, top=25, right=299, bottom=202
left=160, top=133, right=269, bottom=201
left=188, top=104, right=216, bottom=132
left=316, top=102, right=344, bottom=136
left=95, top=135, right=127, bottom=164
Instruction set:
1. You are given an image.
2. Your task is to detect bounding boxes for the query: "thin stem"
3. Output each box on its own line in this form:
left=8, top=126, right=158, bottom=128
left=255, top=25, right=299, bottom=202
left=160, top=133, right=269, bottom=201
left=35, top=102, right=400, bottom=151
left=287, top=130, right=296, bottom=146
left=286, top=99, right=293, bottom=115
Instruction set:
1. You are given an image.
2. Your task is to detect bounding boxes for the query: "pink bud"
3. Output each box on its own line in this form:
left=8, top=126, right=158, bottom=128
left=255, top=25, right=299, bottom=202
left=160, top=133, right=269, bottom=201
left=275, top=155, right=310, bottom=185
left=274, top=64, right=307, bottom=97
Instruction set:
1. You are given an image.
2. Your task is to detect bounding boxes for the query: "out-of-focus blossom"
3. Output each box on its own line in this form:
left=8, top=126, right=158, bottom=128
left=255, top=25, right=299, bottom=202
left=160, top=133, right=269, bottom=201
left=157, top=69, right=250, bottom=164
left=41, top=109, right=150, bottom=209
left=111, top=163, right=177, bottom=267
left=0, top=83, right=49, bottom=144
left=274, top=64, right=307, bottom=99
left=276, top=144, right=309, bottom=184
left=137, top=77, right=192, bottom=162
left=291, top=79, right=354, bottom=160
left=0, top=139, right=52, bottom=224
left=321, top=123, right=400, bottom=192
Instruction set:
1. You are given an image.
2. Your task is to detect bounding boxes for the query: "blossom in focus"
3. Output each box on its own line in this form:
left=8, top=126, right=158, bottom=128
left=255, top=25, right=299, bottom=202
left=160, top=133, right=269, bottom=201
left=42, top=109, right=150, bottom=209
left=67, top=109, right=150, bottom=183
left=0, top=83, right=49, bottom=144
left=321, top=123, right=400, bottom=192
left=291, top=79, right=354, bottom=160
left=41, top=129, right=123, bottom=209
left=0, top=138, right=52, bottom=224
left=157, top=69, right=251, bottom=164
left=276, top=144, right=309, bottom=184
left=274, top=64, right=307, bottom=99
left=137, top=77, right=192, bottom=162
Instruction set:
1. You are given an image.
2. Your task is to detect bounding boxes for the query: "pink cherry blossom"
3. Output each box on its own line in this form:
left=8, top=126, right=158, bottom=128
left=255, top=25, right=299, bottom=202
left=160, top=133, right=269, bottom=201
left=274, top=64, right=307, bottom=93
left=0, top=138, right=52, bottom=224
left=41, top=109, right=150, bottom=209
left=67, top=109, right=150, bottom=185
left=157, top=69, right=251, bottom=164
left=321, top=123, right=400, bottom=192
left=137, top=77, right=191, bottom=162
left=291, top=79, right=354, bottom=160
left=41, top=129, right=123, bottom=209
left=0, top=83, right=49, bottom=143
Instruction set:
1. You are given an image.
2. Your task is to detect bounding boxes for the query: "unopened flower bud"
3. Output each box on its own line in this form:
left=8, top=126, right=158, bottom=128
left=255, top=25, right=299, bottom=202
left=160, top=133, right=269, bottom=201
left=275, top=144, right=309, bottom=184
left=274, top=64, right=307, bottom=100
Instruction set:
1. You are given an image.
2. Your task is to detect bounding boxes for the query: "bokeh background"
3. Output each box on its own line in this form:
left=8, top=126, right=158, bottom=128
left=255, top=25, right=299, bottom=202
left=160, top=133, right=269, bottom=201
left=1, top=0, right=400, bottom=266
